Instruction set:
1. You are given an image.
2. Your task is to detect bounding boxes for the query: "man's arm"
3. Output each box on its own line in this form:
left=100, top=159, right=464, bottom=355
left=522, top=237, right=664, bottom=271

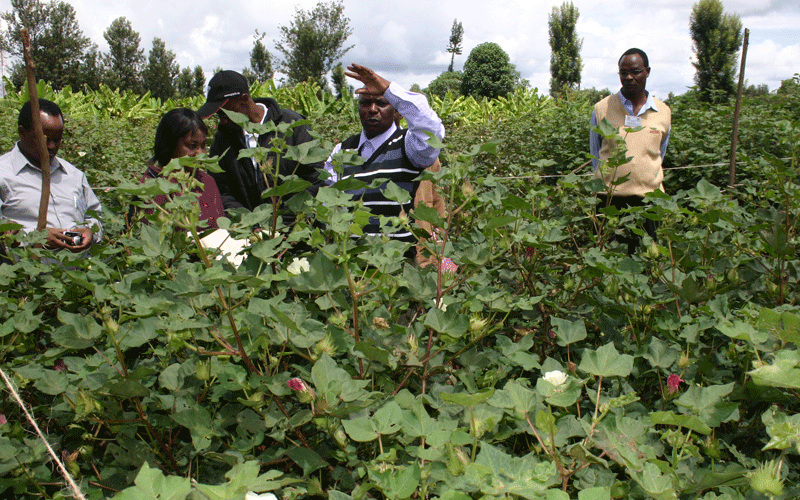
left=346, top=64, right=445, bottom=169
left=660, top=126, right=671, bottom=159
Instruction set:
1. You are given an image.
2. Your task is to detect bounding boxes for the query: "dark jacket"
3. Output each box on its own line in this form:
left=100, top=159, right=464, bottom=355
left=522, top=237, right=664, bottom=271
left=209, top=97, right=323, bottom=212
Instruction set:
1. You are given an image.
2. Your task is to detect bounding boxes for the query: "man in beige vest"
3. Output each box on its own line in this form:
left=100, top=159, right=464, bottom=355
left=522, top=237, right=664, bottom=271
left=590, top=48, right=671, bottom=253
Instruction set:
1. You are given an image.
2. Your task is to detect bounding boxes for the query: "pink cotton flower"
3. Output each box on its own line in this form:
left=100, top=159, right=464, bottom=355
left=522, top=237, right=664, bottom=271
left=440, top=258, right=458, bottom=274
left=53, top=359, right=67, bottom=372
left=0, top=414, right=7, bottom=425
left=667, top=374, right=684, bottom=394
left=287, top=377, right=315, bottom=404
left=287, top=377, right=308, bottom=392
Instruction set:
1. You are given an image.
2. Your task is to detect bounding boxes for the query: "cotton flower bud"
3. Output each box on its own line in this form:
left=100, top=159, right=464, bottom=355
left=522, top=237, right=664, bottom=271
left=461, top=180, right=474, bottom=197
left=330, top=312, right=347, bottom=328
left=446, top=446, right=465, bottom=476
left=287, top=377, right=315, bottom=403
left=373, top=317, right=390, bottom=330
left=748, top=460, right=784, bottom=497
left=678, top=352, right=690, bottom=368
left=407, top=333, right=418, bottom=354
left=314, top=333, right=337, bottom=357
left=645, top=241, right=660, bottom=259
left=332, top=427, right=349, bottom=449
left=469, top=315, right=489, bottom=334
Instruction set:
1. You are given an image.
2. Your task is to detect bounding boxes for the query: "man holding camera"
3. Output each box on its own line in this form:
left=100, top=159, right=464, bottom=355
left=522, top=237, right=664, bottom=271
left=0, top=99, right=103, bottom=252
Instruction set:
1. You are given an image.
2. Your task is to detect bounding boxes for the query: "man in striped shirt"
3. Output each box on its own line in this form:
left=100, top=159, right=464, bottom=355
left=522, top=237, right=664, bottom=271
left=323, top=64, right=445, bottom=245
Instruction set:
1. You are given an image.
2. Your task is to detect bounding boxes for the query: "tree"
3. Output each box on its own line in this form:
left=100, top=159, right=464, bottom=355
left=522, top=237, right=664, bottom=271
left=0, top=0, right=92, bottom=90
left=330, top=62, right=352, bottom=98
left=275, top=0, right=353, bottom=86
left=79, top=44, right=104, bottom=91
left=142, top=37, right=178, bottom=100
left=176, top=67, right=194, bottom=98
left=249, top=32, right=274, bottom=83
left=446, top=19, right=464, bottom=73
left=193, top=66, right=206, bottom=95
left=426, top=71, right=463, bottom=98
left=461, top=42, right=520, bottom=99
left=103, top=16, right=145, bottom=94
left=548, top=2, right=583, bottom=96
left=689, top=0, right=742, bottom=102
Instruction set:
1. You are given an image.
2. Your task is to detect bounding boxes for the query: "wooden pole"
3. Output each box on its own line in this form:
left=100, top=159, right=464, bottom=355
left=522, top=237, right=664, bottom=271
left=729, top=28, right=749, bottom=188
left=20, top=29, right=51, bottom=232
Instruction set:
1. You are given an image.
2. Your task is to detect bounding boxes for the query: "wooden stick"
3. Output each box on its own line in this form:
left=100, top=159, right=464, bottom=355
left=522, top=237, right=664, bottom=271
left=729, top=28, right=749, bottom=188
left=20, top=28, right=51, bottom=232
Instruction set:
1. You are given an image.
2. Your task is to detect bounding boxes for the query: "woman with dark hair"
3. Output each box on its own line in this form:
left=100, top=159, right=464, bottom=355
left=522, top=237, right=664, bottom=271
left=131, top=108, right=225, bottom=229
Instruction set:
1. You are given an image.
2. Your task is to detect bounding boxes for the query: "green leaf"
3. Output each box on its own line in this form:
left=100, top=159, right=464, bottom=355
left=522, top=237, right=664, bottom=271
left=551, top=317, right=587, bottom=347
left=749, top=350, right=800, bottom=389
left=579, top=343, right=634, bottom=377
left=286, top=446, right=326, bottom=475
left=423, top=307, right=469, bottom=338
left=649, top=411, right=712, bottom=435
left=441, top=388, right=495, bottom=407
left=578, top=487, right=611, bottom=500
left=114, top=462, right=192, bottom=500
left=52, top=309, right=103, bottom=349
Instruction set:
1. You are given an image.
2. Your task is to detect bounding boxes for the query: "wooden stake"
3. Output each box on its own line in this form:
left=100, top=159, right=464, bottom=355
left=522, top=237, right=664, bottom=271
left=20, top=28, right=51, bottom=232
left=729, top=28, right=749, bottom=188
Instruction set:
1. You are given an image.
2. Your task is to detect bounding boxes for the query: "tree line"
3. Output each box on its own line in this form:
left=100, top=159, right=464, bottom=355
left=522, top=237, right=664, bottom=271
left=0, top=0, right=770, bottom=105
left=0, top=0, right=353, bottom=100
left=427, top=0, right=750, bottom=105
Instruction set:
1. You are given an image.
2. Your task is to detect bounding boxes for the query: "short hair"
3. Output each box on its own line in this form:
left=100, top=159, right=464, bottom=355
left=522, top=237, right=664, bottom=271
left=18, top=99, right=63, bottom=130
left=152, top=108, right=209, bottom=167
left=618, top=48, right=649, bottom=68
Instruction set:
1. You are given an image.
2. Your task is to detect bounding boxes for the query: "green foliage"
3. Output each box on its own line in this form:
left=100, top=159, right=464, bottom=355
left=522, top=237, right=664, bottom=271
left=447, top=19, right=464, bottom=73
left=689, top=0, right=743, bottom=102
left=102, top=16, right=145, bottom=94
left=0, top=0, right=93, bottom=91
left=274, top=0, right=353, bottom=87
left=1, top=74, right=799, bottom=500
left=461, top=42, right=521, bottom=99
left=247, top=32, right=274, bottom=84
left=426, top=71, right=463, bottom=99
left=548, top=1, right=583, bottom=97
left=142, top=37, right=178, bottom=101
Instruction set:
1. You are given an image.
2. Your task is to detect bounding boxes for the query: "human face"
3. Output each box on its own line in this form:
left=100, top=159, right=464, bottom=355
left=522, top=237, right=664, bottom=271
left=217, top=95, right=250, bottom=131
left=358, top=94, right=397, bottom=139
left=18, top=111, right=63, bottom=168
left=618, top=54, right=650, bottom=100
left=172, top=129, right=207, bottom=159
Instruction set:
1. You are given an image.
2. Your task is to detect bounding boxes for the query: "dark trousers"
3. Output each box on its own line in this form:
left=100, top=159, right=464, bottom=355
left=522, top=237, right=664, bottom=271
left=598, top=194, right=658, bottom=255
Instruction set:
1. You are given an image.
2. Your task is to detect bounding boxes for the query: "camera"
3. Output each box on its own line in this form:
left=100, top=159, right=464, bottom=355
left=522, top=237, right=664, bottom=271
left=64, top=231, right=83, bottom=246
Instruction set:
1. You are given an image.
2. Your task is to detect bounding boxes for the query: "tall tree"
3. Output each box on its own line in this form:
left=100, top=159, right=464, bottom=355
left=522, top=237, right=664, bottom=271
left=142, top=37, right=178, bottom=100
left=176, top=67, right=194, bottom=98
left=274, top=0, right=353, bottom=86
left=193, top=66, right=206, bottom=95
left=103, top=16, right=145, bottom=94
left=330, top=63, right=352, bottom=98
left=0, top=0, right=92, bottom=90
left=689, top=0, right=742, bottom=102
left=461, top=42, right=521, bottom=99
left=446, top=19, right=464, bottom=73
left=548, top=2, right=583, bottom=96
left=249, top=32, right=274, bottom=83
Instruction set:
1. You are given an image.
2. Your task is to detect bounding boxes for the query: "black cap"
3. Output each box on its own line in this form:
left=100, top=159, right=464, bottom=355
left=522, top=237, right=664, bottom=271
left=197, top=70, right=250, bottom=119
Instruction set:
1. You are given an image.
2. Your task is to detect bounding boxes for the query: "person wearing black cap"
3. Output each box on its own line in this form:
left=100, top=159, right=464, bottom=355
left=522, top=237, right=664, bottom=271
left=198, top=70, right=323, bottom=213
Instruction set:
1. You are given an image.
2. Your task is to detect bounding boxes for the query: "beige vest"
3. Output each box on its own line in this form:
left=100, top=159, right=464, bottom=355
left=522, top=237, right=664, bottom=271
left=593, top=95, right=671, bottom=197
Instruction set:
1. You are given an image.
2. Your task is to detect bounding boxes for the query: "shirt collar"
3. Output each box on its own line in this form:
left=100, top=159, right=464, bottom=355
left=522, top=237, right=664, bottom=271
left=617, top=90, right=659, bottom=116
left=12, top=142, right=65, bottom=175
left=359, top=122, right=398, bottom=152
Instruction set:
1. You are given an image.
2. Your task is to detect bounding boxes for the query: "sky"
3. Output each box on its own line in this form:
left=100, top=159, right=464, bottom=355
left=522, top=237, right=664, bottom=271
left=0, top=0, right=798, bottom=100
